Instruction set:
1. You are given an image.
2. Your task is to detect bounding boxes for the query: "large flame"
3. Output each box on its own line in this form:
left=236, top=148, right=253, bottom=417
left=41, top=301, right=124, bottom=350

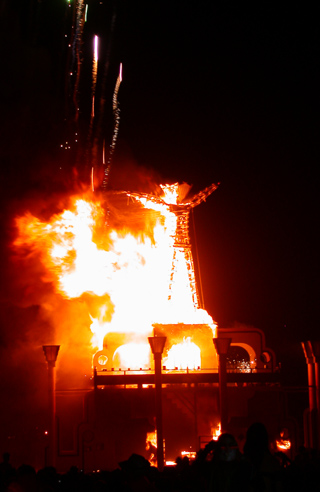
left=164, top=337, right=201, bottom=370
left=14, top=185, right=216, bottom=370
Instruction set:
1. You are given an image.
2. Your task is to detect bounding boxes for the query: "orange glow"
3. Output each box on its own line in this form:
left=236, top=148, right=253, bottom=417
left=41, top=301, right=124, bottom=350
left=181, top=450, right=197, bottom=460
left=14, top=184, right=217, bottom=371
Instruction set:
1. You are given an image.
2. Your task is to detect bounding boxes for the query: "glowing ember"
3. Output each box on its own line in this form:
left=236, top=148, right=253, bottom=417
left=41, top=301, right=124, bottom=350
left=14, top=182, right=217, bottom=370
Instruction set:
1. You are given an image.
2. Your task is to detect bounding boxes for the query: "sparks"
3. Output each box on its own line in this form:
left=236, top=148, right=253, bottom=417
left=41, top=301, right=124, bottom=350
left=102, top=63, right=123, bottom=189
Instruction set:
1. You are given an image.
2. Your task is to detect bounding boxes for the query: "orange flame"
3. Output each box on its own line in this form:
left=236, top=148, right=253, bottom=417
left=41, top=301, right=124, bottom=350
left=212, top=423, right=221, bottom=441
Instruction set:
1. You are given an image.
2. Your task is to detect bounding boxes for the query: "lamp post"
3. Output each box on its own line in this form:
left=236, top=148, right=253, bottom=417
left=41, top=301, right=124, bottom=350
left=302, top=341, right=320, bottom=449
left=213, top=337, right=231, bottom=433
left=43, top=345, right=60, bottom=468
left=311, top=341, right=320, bottom=449
left=148, top=336, right=166, bottom=471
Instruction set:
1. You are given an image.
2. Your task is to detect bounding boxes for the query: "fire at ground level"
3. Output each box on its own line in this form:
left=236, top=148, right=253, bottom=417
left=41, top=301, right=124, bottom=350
left=7, top=326, right=315, bottom=473
left=50, top=379, right=307, bottom=473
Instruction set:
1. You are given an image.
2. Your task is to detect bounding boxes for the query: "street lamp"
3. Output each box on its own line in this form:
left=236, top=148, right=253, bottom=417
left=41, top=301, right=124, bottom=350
left=148, top=336, right=166, bottom=471
left=213, top=337, right=231, bottom=433
left=43, top=345, right=60, bottom=468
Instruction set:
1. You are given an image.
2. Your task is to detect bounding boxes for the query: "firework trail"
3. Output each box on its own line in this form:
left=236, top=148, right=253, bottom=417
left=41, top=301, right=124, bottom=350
left=89, top=35, right=99, bottom=125
left=87, top=33, right=100, bottom=182
left=66, top=0, right=85, bottom=123
left=102, top=63, right=122, bottom=190
left=62, top=0, right=86, bottom=130
left=89, top=5, right=117, bottom=186
left=95, top=6, right=117, bottom=136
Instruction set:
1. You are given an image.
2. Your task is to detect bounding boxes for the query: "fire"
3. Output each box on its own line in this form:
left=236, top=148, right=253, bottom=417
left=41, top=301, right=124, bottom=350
left=276, top=440, right=291, bottom=451
left=276, top=428, right=291, bottom=452
left=164, top=337, right=201, bottom=370
left=212, top=423, right=221, bottom=441
left=181, top=450, right=197, bottom=460
left=146, top=431, right=157, bottom=466
left=114, top=342, right=151, bottom=369
left=14, top=183, right=217, bottom=370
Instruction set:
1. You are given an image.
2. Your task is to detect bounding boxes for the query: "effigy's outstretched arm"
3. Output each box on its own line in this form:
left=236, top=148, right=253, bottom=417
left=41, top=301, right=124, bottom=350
left=112, top=190, right=166, bottom=206
left=188, top=183, right=219, bottom=208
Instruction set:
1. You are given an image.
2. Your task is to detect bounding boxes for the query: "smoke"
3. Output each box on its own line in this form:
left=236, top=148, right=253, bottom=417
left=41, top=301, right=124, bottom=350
left=0, top=190, right=96, bottom=444
left=107, top=145, right=164, bottom=193
left=0, top=153, right=163, bottom=387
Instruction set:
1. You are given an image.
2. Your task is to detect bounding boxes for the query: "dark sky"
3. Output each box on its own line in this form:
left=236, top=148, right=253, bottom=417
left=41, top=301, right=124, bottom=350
left=0, top=0, right=318, bottom=389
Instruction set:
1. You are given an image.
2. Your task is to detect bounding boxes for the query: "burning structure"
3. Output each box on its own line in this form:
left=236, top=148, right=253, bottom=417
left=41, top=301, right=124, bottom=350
left=14, top=178, right=297, bottom=472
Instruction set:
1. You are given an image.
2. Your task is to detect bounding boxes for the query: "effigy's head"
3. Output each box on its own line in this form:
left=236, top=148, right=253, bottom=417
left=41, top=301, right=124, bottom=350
left=160, top=182, right=192, bottom=204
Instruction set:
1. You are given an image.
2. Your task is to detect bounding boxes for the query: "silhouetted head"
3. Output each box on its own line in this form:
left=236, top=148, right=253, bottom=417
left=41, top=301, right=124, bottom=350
left=119, top=453, right=151, bottom=477
left=216, top=433, right=239, bottom=462
left=244, top=422, right=269, bottom=460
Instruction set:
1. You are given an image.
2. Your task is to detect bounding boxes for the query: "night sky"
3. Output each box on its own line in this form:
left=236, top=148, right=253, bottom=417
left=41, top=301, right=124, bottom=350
left=0, top=0, right=318, bottom=410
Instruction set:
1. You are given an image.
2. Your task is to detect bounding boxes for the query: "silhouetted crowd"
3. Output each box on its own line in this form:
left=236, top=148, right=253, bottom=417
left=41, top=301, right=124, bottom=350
left=1, top=422, right=320, bottom=491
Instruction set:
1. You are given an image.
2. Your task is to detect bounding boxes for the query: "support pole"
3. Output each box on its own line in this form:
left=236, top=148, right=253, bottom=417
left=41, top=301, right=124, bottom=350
left=301, top=341, right=318, bottom=449
left=148, top=336, right=166, bottom=471
left=43, top=345, right=60, bottom=468
left=311, top=341, right=320, bottom=448
left=304, top=341, right=320, bottom=449
left=154, top=352, right=164, bottom=470
left=213, top=337, right=231, bottom=433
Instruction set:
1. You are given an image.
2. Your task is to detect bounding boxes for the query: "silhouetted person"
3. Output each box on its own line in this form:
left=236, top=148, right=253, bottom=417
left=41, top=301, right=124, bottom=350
left=37, top=466, right=60, bottom=492
left=0, top=453, right=15, bottom=491
left=209, top=433, right=248, bottom=492
left=287, top=445, right=320, bottom=492
left=119, top=453, right=158, bottom=492
left=12, top=464, right=37, bottom=492
left=243, top=422, right=283, bottom=492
